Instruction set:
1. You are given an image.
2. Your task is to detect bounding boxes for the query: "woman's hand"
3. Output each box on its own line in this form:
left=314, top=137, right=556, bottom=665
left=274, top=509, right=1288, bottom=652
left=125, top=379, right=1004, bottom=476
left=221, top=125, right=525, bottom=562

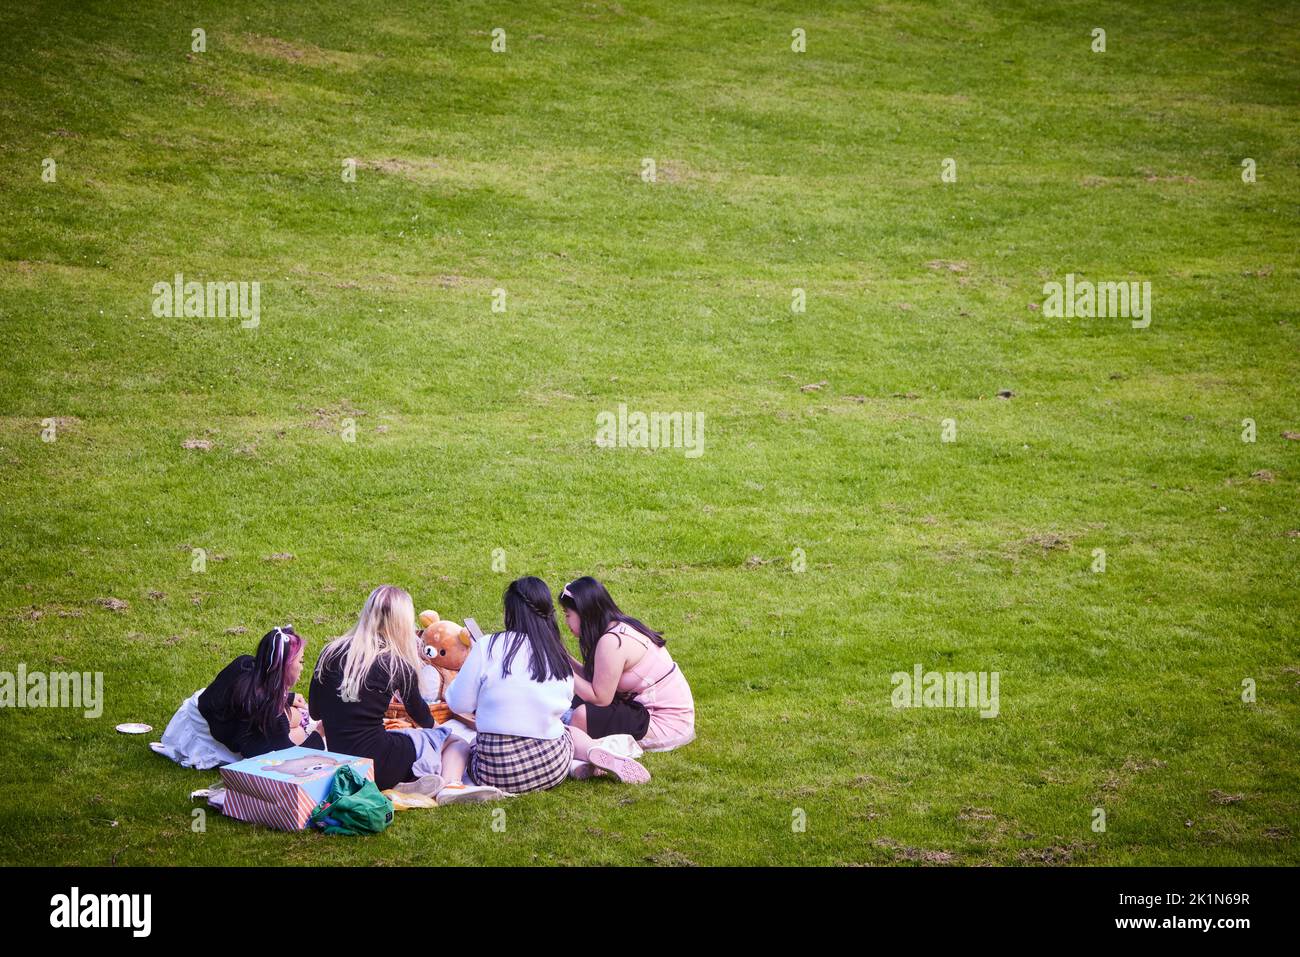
left=291, top=694, right=307, bottom=712
left=288, top=711, right=308, bottom=744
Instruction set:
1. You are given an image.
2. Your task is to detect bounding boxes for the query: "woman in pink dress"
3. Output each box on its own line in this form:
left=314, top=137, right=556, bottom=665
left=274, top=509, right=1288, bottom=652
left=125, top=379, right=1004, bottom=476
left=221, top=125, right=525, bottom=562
left=559, top=577, right=696, bottom=769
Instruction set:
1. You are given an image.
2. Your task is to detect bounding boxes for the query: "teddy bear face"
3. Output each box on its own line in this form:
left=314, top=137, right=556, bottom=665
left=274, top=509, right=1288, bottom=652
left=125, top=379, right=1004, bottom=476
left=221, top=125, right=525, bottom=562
left=419, top=618, right=473, bottom=672
left=264, top=755, right=343, bottom=778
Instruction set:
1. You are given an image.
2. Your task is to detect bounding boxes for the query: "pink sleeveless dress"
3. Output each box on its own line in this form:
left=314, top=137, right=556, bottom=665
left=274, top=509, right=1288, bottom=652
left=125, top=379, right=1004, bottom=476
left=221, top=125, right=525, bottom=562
left=610, top=623, right=696, bottom=752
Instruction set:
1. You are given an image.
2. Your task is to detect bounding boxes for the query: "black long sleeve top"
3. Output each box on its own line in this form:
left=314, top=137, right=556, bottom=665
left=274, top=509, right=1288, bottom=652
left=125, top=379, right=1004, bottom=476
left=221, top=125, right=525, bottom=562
left=308, top=652, right=433, bottom=791
left=197, top=655, right=323, bottom=759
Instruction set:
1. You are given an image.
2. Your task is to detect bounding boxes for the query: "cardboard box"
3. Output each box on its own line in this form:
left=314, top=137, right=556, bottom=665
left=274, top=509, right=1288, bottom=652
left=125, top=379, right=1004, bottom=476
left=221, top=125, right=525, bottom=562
left=219, top=747, right=374, bottom=831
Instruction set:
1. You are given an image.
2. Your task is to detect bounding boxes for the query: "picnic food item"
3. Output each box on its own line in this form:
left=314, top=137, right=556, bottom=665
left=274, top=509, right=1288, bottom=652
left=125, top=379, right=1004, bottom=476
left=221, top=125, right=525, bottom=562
left=386, top=610, right=475, bottom=728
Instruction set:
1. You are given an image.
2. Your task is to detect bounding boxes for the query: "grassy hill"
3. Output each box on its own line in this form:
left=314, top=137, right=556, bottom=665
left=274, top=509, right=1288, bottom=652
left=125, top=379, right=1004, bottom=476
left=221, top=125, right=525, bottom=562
left=0, top=0, right=1296, bottom=865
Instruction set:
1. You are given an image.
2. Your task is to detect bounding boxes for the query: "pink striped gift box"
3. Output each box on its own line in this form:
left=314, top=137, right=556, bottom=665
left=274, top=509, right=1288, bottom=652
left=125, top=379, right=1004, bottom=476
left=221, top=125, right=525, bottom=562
left=219, top=747, right=375, bottom=832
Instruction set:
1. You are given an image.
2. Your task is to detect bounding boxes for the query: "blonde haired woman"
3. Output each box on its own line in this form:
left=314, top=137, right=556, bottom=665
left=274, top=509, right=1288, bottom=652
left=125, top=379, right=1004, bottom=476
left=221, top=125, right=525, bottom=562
left=309, top=585, right=502, bottom=803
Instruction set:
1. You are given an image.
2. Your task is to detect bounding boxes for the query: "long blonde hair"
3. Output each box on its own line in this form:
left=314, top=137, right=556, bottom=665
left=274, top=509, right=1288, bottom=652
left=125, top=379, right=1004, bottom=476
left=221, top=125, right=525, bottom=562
left=317, top=585, right=422, bottom=702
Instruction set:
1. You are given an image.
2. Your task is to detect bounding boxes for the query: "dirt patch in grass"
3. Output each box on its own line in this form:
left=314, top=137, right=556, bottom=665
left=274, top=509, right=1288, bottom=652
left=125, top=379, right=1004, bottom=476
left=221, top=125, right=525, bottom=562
left=873, top=837, right=956, bottom=864
left=1099, top=756, right=1167, bottom=796
left=644, top=848, right=696, bottom=866
left=235, top=33, right=370, bottom=71
left=1024, top=532, right=1072, bottom=552
left=302, top=403, right=366, bottom=430
left=1018, top=840, right=1092, bottom=865
left=1209, top=789, right=1244, bottom=805
left=1123, top=757, right=1167, bottom=774
left=653, top=160, right=690, bottom=183
left=0, top=415, right=84, bottom=441
left=1141, top=170, right=1199, bottom=184
left=357, top=156, right=440, bottom=176
left=1005, top=531, right=1075, bottom=560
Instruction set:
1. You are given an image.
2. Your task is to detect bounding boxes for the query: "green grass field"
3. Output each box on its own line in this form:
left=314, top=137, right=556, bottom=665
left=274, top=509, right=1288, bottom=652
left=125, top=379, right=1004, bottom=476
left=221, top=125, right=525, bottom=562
left=1, top=0, right=1297, bottom=866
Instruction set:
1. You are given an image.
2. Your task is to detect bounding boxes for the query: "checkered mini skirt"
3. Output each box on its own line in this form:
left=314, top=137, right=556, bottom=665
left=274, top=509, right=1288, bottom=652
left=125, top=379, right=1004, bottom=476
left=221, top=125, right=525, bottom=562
left=468, top=730, right=573, bottom=794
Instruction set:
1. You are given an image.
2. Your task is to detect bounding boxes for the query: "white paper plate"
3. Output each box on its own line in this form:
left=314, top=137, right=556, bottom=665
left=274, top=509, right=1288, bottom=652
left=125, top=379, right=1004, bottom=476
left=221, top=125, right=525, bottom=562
left=116, top=722, right=152, bottom=734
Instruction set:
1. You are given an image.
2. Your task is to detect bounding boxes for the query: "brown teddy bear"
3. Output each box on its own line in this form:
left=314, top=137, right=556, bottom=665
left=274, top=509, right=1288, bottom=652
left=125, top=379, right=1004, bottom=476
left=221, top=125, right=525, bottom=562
left=384, top=610, right=474, bottom=729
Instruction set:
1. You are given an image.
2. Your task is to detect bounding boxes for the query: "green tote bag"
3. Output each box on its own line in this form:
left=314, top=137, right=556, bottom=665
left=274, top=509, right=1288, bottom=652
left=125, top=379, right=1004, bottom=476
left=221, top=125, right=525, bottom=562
left=309, top=764, right=395, bottom=836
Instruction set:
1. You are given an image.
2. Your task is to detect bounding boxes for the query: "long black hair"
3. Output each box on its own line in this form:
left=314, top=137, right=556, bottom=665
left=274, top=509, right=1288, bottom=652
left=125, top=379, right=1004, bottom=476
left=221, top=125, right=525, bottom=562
left=558, top=576, right=664, bottom=680
left=494, top=577, right=573, bottom=682
left=234, top=625, right=301, bottom=735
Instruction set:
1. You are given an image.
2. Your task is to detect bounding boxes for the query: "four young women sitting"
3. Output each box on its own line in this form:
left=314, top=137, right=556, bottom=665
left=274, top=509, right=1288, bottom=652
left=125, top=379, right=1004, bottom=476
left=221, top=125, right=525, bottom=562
left=156, top=574, right=695, bottom=803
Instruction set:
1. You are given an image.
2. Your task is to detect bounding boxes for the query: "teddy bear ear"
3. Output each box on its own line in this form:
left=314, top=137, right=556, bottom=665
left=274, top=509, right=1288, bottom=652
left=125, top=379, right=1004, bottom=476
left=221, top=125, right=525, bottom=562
left=418, top=610, right=440, bottom=628
left=458, top=628, right=471, bottom=647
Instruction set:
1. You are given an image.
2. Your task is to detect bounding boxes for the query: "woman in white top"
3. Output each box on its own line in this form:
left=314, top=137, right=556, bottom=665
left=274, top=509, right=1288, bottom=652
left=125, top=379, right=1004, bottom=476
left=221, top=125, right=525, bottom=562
left=446, top=577, right=650, bottom=791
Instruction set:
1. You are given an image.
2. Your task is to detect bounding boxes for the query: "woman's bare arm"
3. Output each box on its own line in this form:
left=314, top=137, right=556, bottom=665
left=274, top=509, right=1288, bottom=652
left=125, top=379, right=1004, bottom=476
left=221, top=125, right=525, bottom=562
left=581, top=634, right=627, bottom=707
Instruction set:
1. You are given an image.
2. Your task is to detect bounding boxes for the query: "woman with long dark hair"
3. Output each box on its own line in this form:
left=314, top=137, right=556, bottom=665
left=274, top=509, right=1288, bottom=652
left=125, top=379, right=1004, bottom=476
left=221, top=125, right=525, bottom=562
left=154, top=625, right=325, bottom=769
left=559, top=577, right=695, bottom=766
left=446, top=576, right=650, bottom=791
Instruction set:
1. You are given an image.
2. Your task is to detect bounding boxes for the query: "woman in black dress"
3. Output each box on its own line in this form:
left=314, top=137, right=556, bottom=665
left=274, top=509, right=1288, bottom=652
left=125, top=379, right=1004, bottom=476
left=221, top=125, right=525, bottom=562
left=156, top=625, right=324, bottom=768
left=309, top=585, right=500, bottom=803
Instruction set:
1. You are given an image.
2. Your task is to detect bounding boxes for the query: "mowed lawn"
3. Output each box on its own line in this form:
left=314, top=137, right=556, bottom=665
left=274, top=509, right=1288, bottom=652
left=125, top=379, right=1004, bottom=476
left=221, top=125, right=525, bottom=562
left=0, top=0, right=1296, bottom=866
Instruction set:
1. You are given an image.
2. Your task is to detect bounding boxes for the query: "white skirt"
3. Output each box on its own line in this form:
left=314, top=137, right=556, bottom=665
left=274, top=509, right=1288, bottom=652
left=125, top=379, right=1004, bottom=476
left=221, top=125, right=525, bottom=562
left=150, top=688, right=242, bottom=770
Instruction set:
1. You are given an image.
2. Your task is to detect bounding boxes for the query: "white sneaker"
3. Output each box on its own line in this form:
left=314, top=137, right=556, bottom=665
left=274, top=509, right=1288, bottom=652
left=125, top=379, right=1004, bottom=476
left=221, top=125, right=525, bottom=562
left=595, top=734, right=644, bottom=759
left=569, top=759, right=607, bottom=781
left=435, top=783, right=507, bottom=805
left=392, top=773, right=444, bottom=797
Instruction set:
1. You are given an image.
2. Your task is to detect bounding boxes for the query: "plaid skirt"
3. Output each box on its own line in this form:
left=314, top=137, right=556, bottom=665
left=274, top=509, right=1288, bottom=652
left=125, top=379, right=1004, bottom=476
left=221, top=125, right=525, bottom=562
left=468, top=730, right=573, bottom=794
